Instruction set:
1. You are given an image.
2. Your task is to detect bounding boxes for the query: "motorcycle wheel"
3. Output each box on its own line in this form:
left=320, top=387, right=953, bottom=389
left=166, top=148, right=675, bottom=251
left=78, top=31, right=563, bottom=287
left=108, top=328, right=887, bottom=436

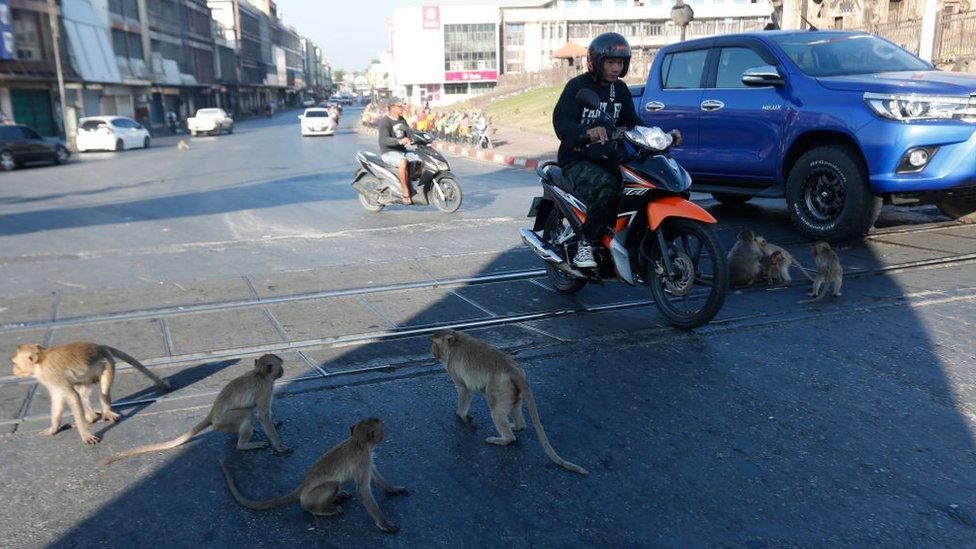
left=357, top=176, right=385, bottom=213
left=644, top=218, right=728, bottom=329
left=431, top=176, right=462, bottom=213
left=542, top=209, right=586, bottom=294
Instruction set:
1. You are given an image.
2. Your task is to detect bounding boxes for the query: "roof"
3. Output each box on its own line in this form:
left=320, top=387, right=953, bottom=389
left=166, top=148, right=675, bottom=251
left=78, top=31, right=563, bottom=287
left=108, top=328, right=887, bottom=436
left=79, top=115, right=129, bottom=122
left=552, top=41, right=588, bottom=59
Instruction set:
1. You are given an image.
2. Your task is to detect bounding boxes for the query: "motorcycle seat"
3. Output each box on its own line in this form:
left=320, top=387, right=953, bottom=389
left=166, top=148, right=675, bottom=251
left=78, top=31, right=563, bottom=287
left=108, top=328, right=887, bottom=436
left=359, top=151, right=384, bottom=166
left=540, top=163, right=574, bottom=194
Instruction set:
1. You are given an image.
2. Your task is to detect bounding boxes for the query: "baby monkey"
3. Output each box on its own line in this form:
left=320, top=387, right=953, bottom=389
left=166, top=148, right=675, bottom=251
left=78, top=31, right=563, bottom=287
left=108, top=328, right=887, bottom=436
left=220, top=417, right=407, bottom=534
left=11, top=342, right=170, bottom=445
left=430, top=329, right=588, bottom=475
left=755, top=235, right=815, bottom=285
left=800, top=241, right=843, bottom=303
left=100, top=354, right=290, bottom=465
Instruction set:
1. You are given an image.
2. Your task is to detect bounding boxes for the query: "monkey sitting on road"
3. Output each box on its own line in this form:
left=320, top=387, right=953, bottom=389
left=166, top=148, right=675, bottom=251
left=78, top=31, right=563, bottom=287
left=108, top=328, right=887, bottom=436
left=11, top=342, right=171, bottom=445
left=755, top=235, right=815, bottom=285
left=177, top=139, right=190, bottom=151
left=99, top=354, right=291, bottom=465
left=430, top=329, right=588, bottom=476
left=728, top=228, right=762, bottom=287
left=799, top=241, right=844, bottom=303
left=219, top=417, right=407, bottom=534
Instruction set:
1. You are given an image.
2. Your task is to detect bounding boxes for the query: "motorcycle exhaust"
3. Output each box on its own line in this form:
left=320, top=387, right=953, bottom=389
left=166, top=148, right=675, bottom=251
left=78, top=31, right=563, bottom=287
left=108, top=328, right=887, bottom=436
left=519, top=229, right=586, bottom=278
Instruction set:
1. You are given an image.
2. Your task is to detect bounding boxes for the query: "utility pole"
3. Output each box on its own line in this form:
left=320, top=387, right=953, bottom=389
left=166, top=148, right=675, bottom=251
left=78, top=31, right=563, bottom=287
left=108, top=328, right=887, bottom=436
left=46, top=0, right=71, bottom=147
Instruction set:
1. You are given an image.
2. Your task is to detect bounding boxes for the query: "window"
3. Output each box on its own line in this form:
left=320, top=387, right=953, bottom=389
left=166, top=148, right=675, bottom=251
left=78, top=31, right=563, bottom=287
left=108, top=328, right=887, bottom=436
left=565, top=0, right=578, bottom=8
left=770, top=33, right=930, bottom=77
left=505, top=22, right=524, bottom=46
left=13, top=10, right=43, bottom=60
left=22, top=127, right=41, bottom=139
left=715, top=47, right=767, bottom=88
left=616, top=0, right=630, bottom=5
left=661, top=49, right=708, bottom=89
left=81, top=120, right=106, bottom=131
left=443, top=23, right=497, bottom=72
left=2, top=126, right=25, bottom=140
left=444, top=83, right=468, bottom=95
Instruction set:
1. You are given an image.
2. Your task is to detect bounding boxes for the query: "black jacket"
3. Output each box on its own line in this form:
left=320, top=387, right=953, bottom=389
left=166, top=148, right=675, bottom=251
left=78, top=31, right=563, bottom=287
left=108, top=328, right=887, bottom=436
left=552, top=73, right=639, bottom=168
left=378, top=115, right=409, bottom=154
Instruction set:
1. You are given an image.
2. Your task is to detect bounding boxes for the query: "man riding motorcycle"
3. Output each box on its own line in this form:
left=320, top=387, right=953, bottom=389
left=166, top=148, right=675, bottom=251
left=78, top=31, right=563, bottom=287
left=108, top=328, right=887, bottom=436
left=376, top=99, right=419, bottom=204
left=552, top=32, right=680, bottom=268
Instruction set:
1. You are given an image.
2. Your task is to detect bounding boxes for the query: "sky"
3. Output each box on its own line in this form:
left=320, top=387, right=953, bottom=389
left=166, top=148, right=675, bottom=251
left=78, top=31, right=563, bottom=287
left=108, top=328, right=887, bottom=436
left=274, top=0, right=421, bottom=72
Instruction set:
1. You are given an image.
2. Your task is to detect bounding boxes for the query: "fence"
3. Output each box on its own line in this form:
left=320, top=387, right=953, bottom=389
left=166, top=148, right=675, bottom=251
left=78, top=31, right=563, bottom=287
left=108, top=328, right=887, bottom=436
left=871, top=19, right=923, bottom=55
left=934, top=10, right=976, bottom=61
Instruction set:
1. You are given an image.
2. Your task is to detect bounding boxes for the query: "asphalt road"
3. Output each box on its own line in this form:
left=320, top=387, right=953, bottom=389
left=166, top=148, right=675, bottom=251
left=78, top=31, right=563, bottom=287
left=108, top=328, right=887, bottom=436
left=0, top=108, right=975, bottom=546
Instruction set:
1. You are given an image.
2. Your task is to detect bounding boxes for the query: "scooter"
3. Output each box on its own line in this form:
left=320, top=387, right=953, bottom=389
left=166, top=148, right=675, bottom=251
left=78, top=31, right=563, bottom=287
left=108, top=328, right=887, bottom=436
left=521, top=89, right=729, bottom=329
left=352, top=131, right=462, bottom=213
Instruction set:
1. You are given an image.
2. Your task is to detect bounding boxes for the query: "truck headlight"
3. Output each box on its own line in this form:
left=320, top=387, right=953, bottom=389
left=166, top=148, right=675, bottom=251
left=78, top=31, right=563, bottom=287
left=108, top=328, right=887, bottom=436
left=864, top=92, right=976, bottom=122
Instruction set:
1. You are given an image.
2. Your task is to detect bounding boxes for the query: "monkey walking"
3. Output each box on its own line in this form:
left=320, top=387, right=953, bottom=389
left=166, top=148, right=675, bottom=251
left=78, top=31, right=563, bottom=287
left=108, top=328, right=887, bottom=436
left=799, top=241, right=844, bottom=303
left=11, top=342, right=171, bottom=445
left=99, top=354, right=291, bottom=465
left=219, top=418, right=407, bottom=534
left=728, top=228, right=763, bottom=287
left=755, top=235, right=815, bottom=285
left=430, top=329, right=589, bottom=476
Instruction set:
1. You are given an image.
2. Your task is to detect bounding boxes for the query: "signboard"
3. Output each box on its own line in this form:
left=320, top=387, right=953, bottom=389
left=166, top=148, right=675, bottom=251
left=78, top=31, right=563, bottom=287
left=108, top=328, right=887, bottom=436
left=0, top=0, right=14, bottom=61
left=445, top=70, right=497, bottom=82
left=422, top=6, right=440, bottom=29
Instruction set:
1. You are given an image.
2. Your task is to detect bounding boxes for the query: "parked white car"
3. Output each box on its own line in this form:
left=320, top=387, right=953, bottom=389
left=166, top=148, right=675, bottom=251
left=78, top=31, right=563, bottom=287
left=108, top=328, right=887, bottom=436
left=187, top=108, right=234, bottom=136
left=299, top=108, right=336, bottom=136
left=76, top=116, right=151, bottom=152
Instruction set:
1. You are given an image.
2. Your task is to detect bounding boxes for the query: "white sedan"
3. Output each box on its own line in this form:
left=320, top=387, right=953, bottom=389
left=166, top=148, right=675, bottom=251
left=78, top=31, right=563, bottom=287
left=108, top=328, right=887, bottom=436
left=299, top=108, right=336, bottom=136
left=76, top=116, right=151, bottom=152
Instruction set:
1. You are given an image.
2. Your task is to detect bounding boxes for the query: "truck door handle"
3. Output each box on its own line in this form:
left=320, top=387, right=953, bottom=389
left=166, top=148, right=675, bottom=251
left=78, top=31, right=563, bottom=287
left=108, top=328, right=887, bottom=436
left=700, top=100, right=725, bottom=112
left=644, top=101, right=665, bottom=112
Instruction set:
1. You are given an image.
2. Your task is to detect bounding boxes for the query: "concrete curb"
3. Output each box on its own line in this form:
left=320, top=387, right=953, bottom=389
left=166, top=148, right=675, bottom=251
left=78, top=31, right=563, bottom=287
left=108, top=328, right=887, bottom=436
left=357, top=126, right=543, bottom=171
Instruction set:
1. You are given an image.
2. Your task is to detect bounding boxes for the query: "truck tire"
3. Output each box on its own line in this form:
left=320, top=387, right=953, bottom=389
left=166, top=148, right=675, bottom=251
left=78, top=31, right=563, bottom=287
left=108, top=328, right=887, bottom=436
left=785, top=146, right=881, bottom=242
left=937, top=197, right=976, bottom=224
left=711, top=193, right=752, bottom=207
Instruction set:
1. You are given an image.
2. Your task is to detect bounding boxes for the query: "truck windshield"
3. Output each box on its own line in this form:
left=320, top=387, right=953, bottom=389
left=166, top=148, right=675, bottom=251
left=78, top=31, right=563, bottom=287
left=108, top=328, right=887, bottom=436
left=770, top=33, right=932, bottom=77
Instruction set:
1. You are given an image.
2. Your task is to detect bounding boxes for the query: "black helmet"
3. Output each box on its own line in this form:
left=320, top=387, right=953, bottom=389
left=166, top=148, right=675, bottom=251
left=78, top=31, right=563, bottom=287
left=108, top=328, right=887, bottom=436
left=588, top=32, right=632, bottom=80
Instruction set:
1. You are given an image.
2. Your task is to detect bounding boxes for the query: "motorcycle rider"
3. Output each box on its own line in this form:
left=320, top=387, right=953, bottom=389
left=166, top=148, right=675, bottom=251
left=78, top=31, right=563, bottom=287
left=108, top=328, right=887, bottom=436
left=377, top=98, right=419, bottom=204
left=551, top=32, right=643, bottom=268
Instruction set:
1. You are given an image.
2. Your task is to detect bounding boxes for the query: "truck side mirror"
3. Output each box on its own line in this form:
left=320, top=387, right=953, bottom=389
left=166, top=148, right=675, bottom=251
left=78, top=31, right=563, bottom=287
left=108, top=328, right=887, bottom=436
left=575, top=89, right=601, bottom=110
left=742, top=65, right=785, bottom=87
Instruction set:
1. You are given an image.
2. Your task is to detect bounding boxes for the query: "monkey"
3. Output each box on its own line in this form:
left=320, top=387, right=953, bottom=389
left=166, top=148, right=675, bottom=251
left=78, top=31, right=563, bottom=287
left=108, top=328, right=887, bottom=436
left=219, top=417, right=407, bottom=534
left=799, top=241, right=844, bottom=303
left=99, top=354, right=290, bottom=465
left=755, top=235, right=815, bottom=285
left=728, top=227, right=763, bottom=287
left=11, top=342, right=171, bottom=445
left=430, top=329, right=588, bottom=476
left=760, top=250, right=788, bottom=285
left=177, top=139, right=190, bottom=151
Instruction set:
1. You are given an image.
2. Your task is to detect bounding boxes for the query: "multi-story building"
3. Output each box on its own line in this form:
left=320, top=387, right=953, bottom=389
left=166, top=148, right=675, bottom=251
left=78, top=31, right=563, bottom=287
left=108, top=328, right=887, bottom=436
left=388, top=0, right=774, bottom=106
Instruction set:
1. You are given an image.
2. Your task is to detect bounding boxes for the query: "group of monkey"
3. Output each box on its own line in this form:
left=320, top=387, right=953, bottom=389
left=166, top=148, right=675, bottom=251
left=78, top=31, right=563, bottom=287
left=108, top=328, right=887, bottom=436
left=728, top=227, right=844, bottom=301
left=10, top=329, right=586, bottom=534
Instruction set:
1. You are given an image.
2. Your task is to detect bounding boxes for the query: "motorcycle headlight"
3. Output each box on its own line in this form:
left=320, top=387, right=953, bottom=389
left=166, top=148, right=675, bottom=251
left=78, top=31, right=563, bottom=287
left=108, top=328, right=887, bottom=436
left=863, top=92, right=976, bottom=122
left=624, top=126, right=672, bottom=151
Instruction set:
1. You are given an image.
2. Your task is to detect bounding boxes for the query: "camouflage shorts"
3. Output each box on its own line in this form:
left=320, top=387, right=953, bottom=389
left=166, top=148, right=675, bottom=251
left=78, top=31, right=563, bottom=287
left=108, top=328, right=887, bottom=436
left=564, top=161, right=620, bottom=240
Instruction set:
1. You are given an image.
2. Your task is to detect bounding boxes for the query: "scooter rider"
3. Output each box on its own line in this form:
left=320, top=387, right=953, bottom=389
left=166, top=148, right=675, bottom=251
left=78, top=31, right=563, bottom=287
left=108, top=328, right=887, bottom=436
left=551, top=32, right=641, bottom=268
left=377, top=98, right=419, bottom=205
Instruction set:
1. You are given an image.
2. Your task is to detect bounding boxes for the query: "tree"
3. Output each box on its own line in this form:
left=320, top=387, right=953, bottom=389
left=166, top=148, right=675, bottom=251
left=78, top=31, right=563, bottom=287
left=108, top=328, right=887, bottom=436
left=334, top=69, right=346, bottom=83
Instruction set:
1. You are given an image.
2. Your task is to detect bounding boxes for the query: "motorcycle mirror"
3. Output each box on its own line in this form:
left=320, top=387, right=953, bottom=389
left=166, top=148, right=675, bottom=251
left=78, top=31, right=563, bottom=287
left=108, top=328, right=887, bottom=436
left=575, top=89, right=601, bottom=110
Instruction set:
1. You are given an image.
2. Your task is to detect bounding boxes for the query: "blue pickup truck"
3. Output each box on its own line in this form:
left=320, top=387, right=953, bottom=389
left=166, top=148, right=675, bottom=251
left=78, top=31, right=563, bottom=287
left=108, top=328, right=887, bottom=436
left=634, top=30, right=976, bottom=241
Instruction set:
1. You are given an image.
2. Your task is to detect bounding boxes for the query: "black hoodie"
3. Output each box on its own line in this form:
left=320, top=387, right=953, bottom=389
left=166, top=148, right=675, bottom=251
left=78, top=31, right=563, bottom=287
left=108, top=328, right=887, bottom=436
left=552, top=73, right=639, bottom=168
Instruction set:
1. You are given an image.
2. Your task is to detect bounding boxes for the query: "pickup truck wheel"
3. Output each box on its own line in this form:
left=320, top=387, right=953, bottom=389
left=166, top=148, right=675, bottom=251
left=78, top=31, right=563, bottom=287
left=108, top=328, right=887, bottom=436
left=711, top=193, right=752, bottom=207
left=786, top=146, right=881, bottom=242
left=937, top=197, right=976, bottom=224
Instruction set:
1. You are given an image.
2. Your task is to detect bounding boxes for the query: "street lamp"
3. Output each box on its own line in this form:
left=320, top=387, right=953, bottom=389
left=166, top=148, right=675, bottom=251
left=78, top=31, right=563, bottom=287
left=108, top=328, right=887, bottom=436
left=46, top=0, right=70, bottom=148
left=671, top=1, right=695, bottom=42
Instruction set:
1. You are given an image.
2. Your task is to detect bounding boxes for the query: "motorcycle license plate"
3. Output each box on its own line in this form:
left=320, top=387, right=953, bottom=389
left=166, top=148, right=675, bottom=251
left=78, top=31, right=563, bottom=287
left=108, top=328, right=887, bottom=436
left=528, top=196, right=543, bottom=217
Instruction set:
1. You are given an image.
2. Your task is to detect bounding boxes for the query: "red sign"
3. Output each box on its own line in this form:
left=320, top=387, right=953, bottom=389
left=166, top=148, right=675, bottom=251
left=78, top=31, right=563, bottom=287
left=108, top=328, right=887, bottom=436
left=445, top=70, right=498, bottom=82
left=422, top=6, right=440, bottom=29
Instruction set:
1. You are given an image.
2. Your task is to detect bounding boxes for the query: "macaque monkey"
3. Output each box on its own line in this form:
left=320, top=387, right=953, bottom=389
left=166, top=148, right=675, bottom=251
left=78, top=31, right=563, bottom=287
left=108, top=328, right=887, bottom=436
left=99, top=354, right=290, bottom=465
left=755, top=235, right=815, bottom=285
left=219, top=417, right=407, bottom=534
left=430, top=329, right=588, bottom=476
left=799, top=241, right=843, bottom=303
left=177, top=139, right=190, bottom=151
left=11, top=342, right=171, bottom=445
left=728, top=228, right=762, bottom=286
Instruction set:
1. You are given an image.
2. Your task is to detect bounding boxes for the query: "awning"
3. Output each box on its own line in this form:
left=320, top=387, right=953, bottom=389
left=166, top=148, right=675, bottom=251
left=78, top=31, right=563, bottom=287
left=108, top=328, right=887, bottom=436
left=552, top=41, right=588, bottom=59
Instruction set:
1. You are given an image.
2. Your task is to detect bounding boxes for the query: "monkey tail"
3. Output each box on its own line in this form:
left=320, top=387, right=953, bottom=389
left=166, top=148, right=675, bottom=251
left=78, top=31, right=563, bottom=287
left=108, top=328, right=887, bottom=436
left=791, top=260, right=817, bottom=282
left=513, top=375, right=589, bottom=476
left=98, top=418, right=211, bottom=466
left=218, top=459, right=301, bottom=510
left=797, top=284, right=830, bottom=304
left=105, top=346, right=171, bottom=391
